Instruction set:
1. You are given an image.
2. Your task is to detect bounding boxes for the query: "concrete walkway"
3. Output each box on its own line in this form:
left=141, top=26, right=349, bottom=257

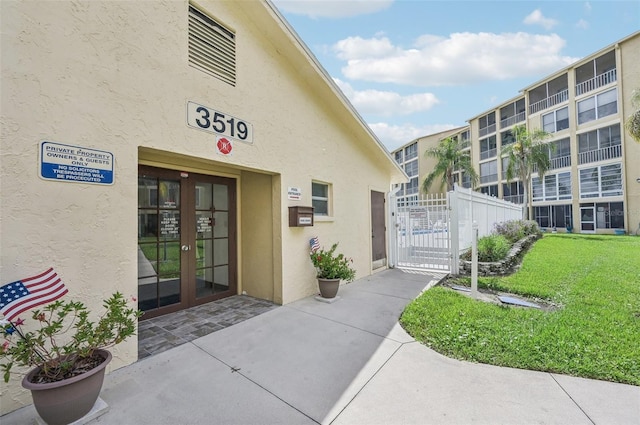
left=3, top=269, right=639, bottom=424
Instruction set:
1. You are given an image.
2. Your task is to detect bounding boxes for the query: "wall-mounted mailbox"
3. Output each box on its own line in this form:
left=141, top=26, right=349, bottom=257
left=289, top=206, right=314, bottom=227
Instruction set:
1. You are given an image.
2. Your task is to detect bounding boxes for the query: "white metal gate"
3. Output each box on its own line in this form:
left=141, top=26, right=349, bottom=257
left=389, top=185, right=523, bottom=273
left=391, top=193, right=451, bottom=272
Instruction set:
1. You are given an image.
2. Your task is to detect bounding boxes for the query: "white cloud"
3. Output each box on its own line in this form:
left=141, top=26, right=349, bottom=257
left=576, top=19, right=589, bottom=30
left=333, top=32, right=578, bottom=87
left=368, top=122, right=457, bottom=152
left=584, top=2, right=592, bottom=13
left=334, top=78, right=439, bottom=116
left=272, top=0, right=393, bottom=19
left=523, top=9, right=559, bottom=30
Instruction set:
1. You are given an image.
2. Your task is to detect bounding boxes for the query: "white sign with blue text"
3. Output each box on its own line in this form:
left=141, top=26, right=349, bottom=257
left=40, top=141, right=114, bottom=185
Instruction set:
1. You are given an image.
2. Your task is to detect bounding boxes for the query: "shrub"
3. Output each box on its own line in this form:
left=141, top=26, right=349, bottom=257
left=477, top=234, right=511, bottom=262
left=494, top=220, right=541, bottom=243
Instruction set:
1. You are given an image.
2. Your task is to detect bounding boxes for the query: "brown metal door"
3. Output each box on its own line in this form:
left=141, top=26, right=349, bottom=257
left=371, top=191, right=386, bottom=263
left=137, top=166, right=237, bottom=319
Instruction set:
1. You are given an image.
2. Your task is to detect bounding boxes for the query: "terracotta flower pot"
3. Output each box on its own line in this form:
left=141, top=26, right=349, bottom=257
left=317, top=278, right=341, bottom=298
left=22, top=349, right=112, bottom=425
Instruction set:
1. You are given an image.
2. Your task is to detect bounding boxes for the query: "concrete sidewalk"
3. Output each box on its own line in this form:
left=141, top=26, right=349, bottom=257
left=3, top=269, right=639, bottom=424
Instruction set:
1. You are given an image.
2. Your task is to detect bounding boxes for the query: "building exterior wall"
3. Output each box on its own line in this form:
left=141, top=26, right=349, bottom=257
left=0, top=1, right=403, bottom=413
left=405, top=31, right=640, bottom=235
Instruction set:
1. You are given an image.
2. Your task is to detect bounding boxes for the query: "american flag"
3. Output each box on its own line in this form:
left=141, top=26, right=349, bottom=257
left=309, top=236, right=320, bottom=253
left=0, top=268, right=67, bottom=321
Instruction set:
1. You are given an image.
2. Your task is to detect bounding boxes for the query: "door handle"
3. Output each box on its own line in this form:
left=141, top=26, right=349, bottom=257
left=181, top=245, right=190, bottom=251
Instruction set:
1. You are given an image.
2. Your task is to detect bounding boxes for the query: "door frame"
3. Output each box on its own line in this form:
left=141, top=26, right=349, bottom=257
left=371, top=190, right=387, bottom=269
left=138, top=165, right=237, bottom=320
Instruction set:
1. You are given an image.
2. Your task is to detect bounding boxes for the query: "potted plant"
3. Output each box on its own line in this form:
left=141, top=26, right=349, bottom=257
left=1, top=292, right=142, bottom=425
left=309, top=242, right=356, bottom=298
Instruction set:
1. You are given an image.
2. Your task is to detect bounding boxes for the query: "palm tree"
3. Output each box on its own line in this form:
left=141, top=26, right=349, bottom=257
left=422, top=136, right=478, bottom=193
left=625, top=88, right=640, bottom=142
left=501, top=125, right=552, bottom=220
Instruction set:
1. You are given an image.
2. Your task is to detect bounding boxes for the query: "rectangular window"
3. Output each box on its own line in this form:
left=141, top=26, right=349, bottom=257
left=577, top=88, right=617, bottom=125
left=394, top=150, right=403, bottom=164
left=404, top=159, right=418, bottom=177
left=480, top=135, right=497, bottom=160
left=593, top=202, right=624, bottom=229
left=405, top=177, right=419, bottom=195
left=578, top=124, right=622, bottom=164
left=534, top=205, right=573, bottom=229
left=479, top=112, right=496, bottom=136
left=312, top=182, right=331, bottom=216
left=542, top=106, right=569, bottom=133
left=558, top=172, right=572, bottom=200
left=188, top=4, right=236, bottom=86
left=480, top=160, right=498, bottom=183
left=579, top=163, right=622, bottom=198
left=480, top=185, right=498, bottom=197
left=532, top=177, right=543, bottom=202
left=404, top=143, right=417, bottom=160
left=533, top=172, right=571, bottom=201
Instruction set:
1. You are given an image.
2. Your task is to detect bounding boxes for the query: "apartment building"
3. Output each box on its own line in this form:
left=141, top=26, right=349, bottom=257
left=395, top=31, right=640, bottom=234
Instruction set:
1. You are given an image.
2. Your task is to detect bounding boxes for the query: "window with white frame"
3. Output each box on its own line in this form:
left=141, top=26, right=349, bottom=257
left=480, top=185, right=498, bottom=197
left=480, top=135, right=497, bottom=160
left=577, top=88, right=617, bottom=125
left=312, top=181, right=331, bottom=216
left=404, top=159, right=418, bottom=177
left=406, top=177, right=419, bottom=195
left=394, top=150, right=403, bottom=164
left=580, top=202, right=624, bottom=228
left=534, top=204, right=573, bottom=229
left=404, top=143, right=417, bottom=160
left=480, top=160, right=498, bottom=183
left=542, top=106, right=569, bottom=133
left=579, top=163, right=622, bottom=198
left=577, top=124, right=621, bottom=164
left=532, top=172, right=571, bottom=202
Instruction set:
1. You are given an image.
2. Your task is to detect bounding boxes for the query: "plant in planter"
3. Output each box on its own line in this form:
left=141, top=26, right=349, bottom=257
left=1, top=291, right=142, bottom=425
left=309, top=242, right=356, bottom=298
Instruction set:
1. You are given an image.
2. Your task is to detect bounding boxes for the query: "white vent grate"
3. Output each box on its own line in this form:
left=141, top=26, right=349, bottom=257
left=188, top=5, right=236, bottom=86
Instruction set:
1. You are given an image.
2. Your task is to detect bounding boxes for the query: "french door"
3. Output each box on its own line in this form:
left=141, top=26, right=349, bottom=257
left=137, top=166, right=237, bottom=319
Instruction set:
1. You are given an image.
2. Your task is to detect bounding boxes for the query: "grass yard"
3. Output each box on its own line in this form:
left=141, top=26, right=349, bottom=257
left=400, top=234, right=640, bottom=385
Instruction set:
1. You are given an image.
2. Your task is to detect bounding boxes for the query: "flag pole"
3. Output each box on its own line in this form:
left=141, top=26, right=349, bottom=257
left=7, top=319, right=47, bottom=363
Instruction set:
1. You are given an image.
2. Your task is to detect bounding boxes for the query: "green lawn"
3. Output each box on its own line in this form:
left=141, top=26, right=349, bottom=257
left=400, top=234, right=640, bottom=385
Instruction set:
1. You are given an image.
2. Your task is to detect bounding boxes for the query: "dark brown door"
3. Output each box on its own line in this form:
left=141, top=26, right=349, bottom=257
left=137, top=166, right=237, bottom=319
left=371, top=191, right=386, bottom=264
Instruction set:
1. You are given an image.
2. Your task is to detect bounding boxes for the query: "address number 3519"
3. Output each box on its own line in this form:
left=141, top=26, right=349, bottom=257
left=187, top=101, right=253, bottom=144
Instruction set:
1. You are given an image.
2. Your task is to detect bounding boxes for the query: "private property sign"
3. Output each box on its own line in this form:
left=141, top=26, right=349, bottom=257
left=39, top=141, right=114, bottom=185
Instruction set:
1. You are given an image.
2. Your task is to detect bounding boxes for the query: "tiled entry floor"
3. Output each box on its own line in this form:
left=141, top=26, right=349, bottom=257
left=138, top=295, right=278, bottom=359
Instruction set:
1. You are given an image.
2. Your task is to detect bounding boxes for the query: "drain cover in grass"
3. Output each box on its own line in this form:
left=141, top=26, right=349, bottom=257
left=498, top=296, right=541, bottom=309
left=451, top=285, right=471, bottom=292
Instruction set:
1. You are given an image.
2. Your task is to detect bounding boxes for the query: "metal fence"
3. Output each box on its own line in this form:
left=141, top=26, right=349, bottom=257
left=390, top=185, right=523, bottom=274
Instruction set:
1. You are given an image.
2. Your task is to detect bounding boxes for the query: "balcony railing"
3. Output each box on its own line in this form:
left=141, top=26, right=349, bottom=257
left=480, top=173, right=498, bottom=184
left=532, top=155, right=571, bottom=173
left=576, top=69, right=617, bottom=96
left=459, top=139, right=471, bottom=149
left=578, top=144, right=622, bottom=164
left=480, top=148, right=497, bottom=160
left=499, top=111, right=526, bottom=128
left=479, top=123, right=496, bottom=137
left=529, top=89, right=569, bottom=115
left=503, top=194, right=523, bottom=204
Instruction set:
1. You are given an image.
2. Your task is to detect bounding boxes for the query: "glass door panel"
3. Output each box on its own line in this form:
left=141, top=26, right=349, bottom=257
left=193, top=181, right=233, bottom=301
left=580, top=206, right=595, bottom=232
left=138, top=171, right=184, bottom=315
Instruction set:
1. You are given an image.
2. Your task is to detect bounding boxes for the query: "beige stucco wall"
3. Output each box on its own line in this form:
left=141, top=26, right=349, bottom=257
left=620, top=35, right=640, bottom=234
left=0, top=0, right=402, bottom=414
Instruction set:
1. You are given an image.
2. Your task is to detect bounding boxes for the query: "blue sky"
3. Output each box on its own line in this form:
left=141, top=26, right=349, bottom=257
left=271, top=0, right=639, bottom=151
